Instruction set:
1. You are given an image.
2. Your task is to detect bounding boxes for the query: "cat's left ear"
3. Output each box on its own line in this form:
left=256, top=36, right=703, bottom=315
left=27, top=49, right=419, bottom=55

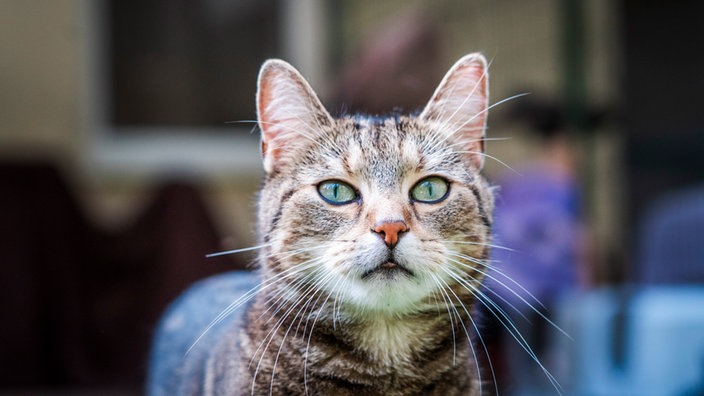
left=420, top=53, right=489, bottom=170
left=257, top=59, right=334, bottom=174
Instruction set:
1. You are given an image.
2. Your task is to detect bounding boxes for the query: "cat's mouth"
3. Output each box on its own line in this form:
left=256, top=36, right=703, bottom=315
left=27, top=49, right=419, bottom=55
left=361, top=260, right=414, bottom=280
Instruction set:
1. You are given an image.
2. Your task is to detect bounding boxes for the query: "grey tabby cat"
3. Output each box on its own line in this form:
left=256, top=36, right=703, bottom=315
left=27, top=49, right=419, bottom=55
left=148, top=53, right=496, bottom=395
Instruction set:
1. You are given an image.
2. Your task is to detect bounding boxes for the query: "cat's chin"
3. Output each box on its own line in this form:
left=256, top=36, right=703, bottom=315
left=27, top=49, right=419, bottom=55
left=360, top=260, right=414, bottom=280
left=337, top=263, right=437, bottom=315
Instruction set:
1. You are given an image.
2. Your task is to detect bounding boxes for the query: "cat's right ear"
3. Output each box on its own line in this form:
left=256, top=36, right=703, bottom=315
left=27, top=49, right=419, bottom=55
left=420, top=53, right=489, bottom=170
left=257, top=59, right=334, bottom=174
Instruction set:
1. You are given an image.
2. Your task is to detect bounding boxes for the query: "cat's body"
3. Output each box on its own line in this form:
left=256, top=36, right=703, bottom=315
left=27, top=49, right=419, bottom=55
left=149, top=53, right=495, bottom=395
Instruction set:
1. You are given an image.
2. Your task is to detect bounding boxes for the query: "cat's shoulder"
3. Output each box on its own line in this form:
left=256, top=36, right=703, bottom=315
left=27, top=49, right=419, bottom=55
left=147, top=271, right=258, bottom=395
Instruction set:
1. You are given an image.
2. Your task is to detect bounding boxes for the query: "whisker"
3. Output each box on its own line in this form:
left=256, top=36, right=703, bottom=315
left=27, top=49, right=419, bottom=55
left=206, top=243, right=272, bottom=258
left=447, top=253, right=573, bottom=340
left=256, top=118, right=347, bottom=157
left=251, top=270, right=331, bottom=395
left=443, top=263, right=564, bottom=394
left=447, top=251, right=547, bottom=311
left=449, top=255, right=570, bottom=340
left=303, top=273, right=342, bottom=396
left=186, top=251, right=327, bottom=355
left=440, top=239, right=517, bottom=253
left=258, top=120, right=321, bottom=145
left=434, top=268, right=496, bottom=396
left=256, top=258, right=331, bottom=325
left=428, top=273, right=459, bottom=365
left=443, top=92, right=529, bottom=146
left=447, top=257, right=532, bottom=323
left=446, top=136, right=513, bottom=145
left=469, top=92, right=529, bottom=125
left=269, top=271, right=334, bottom=396
left=453, top=149, right=521, bottom=175
left=225, top=119, right=257, bottom=124
left=432, top=61, right=491, bottom=136
left=191, top=243, right=334, bottom=355
left=253, top=267, right=332, bottom=362
left=423, top=91, right=528, bottom=173
left=208, top=239, right=331, bottom=260
left=329, top=273, right=350, bottom=331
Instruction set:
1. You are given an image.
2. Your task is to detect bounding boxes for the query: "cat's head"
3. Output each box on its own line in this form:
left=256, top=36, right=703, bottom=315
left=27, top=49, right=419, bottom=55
left=256, top=54, right=494, bottom=315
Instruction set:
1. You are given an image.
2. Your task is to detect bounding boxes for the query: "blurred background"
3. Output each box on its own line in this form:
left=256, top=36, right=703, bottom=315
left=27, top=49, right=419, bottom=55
left=1, top=0, right=703, bottom=394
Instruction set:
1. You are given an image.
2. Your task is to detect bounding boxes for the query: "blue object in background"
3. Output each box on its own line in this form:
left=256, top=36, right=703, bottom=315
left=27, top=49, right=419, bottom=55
left=559, top=287, right=704, bottom=396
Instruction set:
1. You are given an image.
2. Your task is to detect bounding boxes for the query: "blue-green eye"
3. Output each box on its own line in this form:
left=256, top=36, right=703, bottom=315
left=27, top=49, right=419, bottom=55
left=317, top=180, right=358, bottom=205
left=411, top=176, right=450, bottom=203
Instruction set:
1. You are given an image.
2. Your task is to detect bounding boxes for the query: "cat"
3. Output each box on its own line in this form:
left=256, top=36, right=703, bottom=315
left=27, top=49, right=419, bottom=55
left=148, top=53, right=500, bottom=395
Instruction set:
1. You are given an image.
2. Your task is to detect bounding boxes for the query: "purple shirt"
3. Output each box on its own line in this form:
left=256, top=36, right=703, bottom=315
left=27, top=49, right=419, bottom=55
left=485, top=165, right=581, bottom=309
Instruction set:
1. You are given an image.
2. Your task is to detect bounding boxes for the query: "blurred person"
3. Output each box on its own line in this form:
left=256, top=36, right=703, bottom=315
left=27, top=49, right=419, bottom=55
left=481, top=98, right=590, bottom=393
left=329, top=8, right=444, bottom=115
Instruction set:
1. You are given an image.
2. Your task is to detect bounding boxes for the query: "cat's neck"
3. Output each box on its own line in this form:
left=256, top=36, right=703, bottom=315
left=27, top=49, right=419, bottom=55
left=349, top=310, right=463, bottom=365
left=270, top=297, right=471, bottom=367
left=294, top=306, right=475, bottom=393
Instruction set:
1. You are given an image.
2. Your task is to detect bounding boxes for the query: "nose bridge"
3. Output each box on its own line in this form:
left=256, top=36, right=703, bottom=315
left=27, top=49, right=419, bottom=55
left=367, top=189, right=411, bottom=248
left=367, top=190, right=408, bottom=225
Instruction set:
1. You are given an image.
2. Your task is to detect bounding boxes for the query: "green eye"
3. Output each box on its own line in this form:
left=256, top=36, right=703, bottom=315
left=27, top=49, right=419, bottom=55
left=411, top=177, right=450, bottom=203
left=317, top=180, right=358, bottom=205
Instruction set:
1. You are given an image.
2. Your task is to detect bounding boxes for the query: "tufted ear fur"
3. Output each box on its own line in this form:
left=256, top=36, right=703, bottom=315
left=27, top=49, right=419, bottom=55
left=420, top=53, right=489, bottom=170
left=257, top=59, right=334, bottom=174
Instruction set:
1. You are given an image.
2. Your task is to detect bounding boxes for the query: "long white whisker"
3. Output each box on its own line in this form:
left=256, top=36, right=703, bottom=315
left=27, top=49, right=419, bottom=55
left=446, top=257, right=531, bottom=323
left=258, top=262, right=322, bottom=324
left=440, top=239, right=517, bottom=253
left=425, top=92, right=529, bottom=172
left=448, top=254, right=569, bottom=337
left=251, top=267, right=330, bottom=395
left=256, top=257, right=329, bottom=325
left=186, top=246, right=330, bottom=355
left=303, top=273, right=342, bottom=396
left=428, top=273, right=459, bottom=365
left=453, top=149, right=521, bottom=174
left=434, top=269, right=496, bottom=396
left=447, top=93, right=530, bottom=141
left=269, top=271, right=332, bottom=396
left=206, top=243, right=272, bottom=258
left=444, top=262, right=564, bottom=394
left=226, top=118, right=344, bottom=155
left=433, top=61, right=491, bottom=137
left=448, top=253, right=572, bottom=340
left=448, top=251, right=547, bottom=311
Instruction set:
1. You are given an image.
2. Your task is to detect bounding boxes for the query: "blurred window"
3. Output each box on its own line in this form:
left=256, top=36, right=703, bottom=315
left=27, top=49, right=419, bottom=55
left=83, top=0, right=323, bottom=176
left=108, top=0, right=279, bottom=129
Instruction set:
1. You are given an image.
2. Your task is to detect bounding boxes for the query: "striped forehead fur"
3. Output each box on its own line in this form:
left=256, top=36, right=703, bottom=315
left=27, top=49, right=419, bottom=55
left=269, top=116, right=468, bottom=182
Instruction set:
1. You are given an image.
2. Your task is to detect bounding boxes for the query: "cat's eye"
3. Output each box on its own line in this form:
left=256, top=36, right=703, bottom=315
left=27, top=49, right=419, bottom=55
left=317, top=180, right=358, bottom=205
left=411, top=177, right=450, bottom=203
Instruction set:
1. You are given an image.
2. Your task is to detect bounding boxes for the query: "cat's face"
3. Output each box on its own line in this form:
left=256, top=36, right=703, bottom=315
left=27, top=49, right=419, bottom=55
left=256, top=54, right=493, bottom=315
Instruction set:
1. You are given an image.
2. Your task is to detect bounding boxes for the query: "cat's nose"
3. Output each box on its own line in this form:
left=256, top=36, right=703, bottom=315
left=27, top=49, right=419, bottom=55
left=372, top=221, right=408, bottom=248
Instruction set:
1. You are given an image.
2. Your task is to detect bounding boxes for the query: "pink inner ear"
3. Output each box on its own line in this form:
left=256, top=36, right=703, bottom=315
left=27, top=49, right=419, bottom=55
left=444, top=62, right=487, bottom=122
left=457, top=63, right=488, bottom=168
left=257, top=68, right=300, bottom=166
left=460, top=62, right=487, bottom=152
left=257, top=69, right=288, bottom=171
left=258, top=72, right=279, bottom=149
left=464, top=63, right=487, bottom=101
left=256, top=59, right=334, bottom=173
left=421, top=54, right=489, bottom=170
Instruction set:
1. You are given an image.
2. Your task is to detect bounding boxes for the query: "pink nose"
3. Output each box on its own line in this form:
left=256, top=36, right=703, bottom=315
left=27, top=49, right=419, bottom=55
left=373, top=221, right=408, bottom=248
